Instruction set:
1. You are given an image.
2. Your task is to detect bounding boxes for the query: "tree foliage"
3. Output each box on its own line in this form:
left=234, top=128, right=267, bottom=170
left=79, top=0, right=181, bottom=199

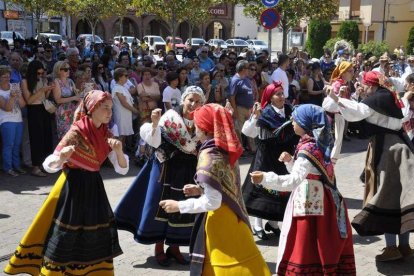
left=337, top=20, right=359, bottom=49
left=238, top=0, right=339, bottom=53
left=407, top=26, right=414, bottom=55
left=305, top=20, right=331, bottom=58
left=65, top=0, right=130, bottom=41
left=358, top=41, right=389, bottom=58
left=5, top=0, right=66, bottom=36
left=324, top=37, right=354, bottom=55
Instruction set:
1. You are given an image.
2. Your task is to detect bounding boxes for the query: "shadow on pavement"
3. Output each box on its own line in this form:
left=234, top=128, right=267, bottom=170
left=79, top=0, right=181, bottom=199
left=266, top=261, right=277, bottom=273
left=255, top=236, right=280, bottom=247
left=375, top=256, right=414, bottom=275
left=0, top=173, right=59, bottom=194
left=132, top=255, right=190, bottom=271
left=0, top=213, right=10, bottom=219
left=352, top=234, right=381, bottom=245
left=344, top=197, right=363, bottom=210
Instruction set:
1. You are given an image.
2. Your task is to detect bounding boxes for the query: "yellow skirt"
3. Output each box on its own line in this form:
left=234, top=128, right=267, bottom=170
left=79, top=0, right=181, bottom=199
left=202, top=204, right=271, bottom=276
left=4, top=172, right=115, bottom=276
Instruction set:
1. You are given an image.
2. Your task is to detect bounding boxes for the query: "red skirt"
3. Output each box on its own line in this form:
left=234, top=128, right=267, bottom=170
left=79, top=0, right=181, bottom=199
left=277, top=187, right=356, bottom=275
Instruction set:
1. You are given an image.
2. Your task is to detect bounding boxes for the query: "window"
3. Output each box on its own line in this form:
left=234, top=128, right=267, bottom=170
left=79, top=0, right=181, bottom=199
left=350, top=0, right=361, bottom=17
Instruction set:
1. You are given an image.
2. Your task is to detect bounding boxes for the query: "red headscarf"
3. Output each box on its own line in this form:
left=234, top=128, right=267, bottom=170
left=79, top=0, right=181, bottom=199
left=193, top=104, right=243, bottom=167
left=362, top=71, right=404, bottom=108
left=56, top=90, right=113, bottom=171
left=260, top=81, right=284, bottom=109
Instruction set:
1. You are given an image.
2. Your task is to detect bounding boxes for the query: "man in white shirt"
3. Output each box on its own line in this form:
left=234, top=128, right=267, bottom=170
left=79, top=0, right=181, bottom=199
left=271, top=54, right=290, bottom=98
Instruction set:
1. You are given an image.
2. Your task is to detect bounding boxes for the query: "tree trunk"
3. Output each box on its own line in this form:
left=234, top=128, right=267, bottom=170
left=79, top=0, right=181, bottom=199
left=281, top=19, right=289, bottom=54
left=87, top=19, right=98, bottom=43
left=36, top=12, right=41, bottom=38
left=120, top=17, right=124, bottom=37
left=171, top=12, right=176, bottom=51
left=189, top=24, right=194, bottom=41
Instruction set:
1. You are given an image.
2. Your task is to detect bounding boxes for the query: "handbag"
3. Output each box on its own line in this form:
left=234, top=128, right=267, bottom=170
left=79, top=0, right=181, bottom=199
left=42, top=99, right=57, bottom=113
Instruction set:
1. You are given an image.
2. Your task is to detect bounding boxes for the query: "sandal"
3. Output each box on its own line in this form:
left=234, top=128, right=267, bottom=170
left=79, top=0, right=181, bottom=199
left=6, top=170, right=19, bottom=177
left=31, top=169, right=47, bottom=177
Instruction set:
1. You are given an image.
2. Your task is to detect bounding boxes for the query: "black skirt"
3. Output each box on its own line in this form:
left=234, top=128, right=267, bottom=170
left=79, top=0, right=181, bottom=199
left=242, top=136, right=298, bottom=221
left=43, top=169, right=122, bottom=264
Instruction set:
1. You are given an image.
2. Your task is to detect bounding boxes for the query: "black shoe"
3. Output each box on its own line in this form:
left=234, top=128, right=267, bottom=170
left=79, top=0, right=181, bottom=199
left=155, top=252, right=171, bottom=267
left=253, top=228, right=269, bottom=240
left=166, top=247, right=190, bottom=265
left=265, top=222, right=281, bottom=236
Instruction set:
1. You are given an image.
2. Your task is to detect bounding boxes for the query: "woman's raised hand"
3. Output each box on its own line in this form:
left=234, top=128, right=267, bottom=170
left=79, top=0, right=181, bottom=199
left=151, top=108, right=162, bottom=127
left=278, top=151, right=292, bottom=163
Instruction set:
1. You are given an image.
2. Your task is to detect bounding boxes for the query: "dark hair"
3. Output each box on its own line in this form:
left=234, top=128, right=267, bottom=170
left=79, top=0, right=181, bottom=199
left=219, top=54, right=228, bottom=62
left=176, top=67, right=188, bottom=86
left=278, top=54, right=289, bottom=66
left=118, top=52, right=130, bottom=64
left=166, top=71, right=179, bottom=85
left=114, top=67, right=128, bottom=82
left=199, top=71, right=210, bottom=81
left=44, top=43, right=53, bottom=50
left=286, top=68, right=295, bottom=78
left=155, top=63, right=166, bottom=70
left=141, top=67, right=152, bottom=76
left=26, top=60, right=45, bottom=94
left=311, top=62, right=321, bottom=72
left=92, top=61, right=107, bottom=82
left=406, top=73, right=414, bottom=85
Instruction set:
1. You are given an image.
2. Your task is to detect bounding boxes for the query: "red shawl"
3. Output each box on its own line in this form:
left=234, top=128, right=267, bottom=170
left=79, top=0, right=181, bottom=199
left=193, top=104, right=243, bottom=167
left=55, top=90, right=113, bottom=171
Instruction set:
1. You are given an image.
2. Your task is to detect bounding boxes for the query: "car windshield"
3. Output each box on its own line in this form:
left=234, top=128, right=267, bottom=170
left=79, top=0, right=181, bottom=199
left=1, top=32, right=13, bottom=39
left=215, top=39, right=225, bottom=44
left=193, top=39, right=205, bottom=45
left=48, top=35, right=62, bottom=41
left=254, top=40, right=266, bottom=46
left=173, top=38, right=182, bottom=44
left=84, top=35, right=103, bottom=42
left=153, top=37, right=164, bottom=42
left=235, top=40, right=248, bottom=45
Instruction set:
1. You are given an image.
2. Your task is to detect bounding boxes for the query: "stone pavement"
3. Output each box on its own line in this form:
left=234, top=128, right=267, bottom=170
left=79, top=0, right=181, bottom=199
left=0, top=138, right=413, bottom=276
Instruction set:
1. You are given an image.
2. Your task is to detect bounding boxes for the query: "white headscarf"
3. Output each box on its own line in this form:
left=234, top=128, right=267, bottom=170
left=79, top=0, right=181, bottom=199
left=181, top=85, right=206, bottom=104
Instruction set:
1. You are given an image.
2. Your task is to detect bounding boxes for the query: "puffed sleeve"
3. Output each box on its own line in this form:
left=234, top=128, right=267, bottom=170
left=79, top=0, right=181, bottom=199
left=338, top=98, right=373, bottom=122
left=178, top=183, right=222, bottom=214
left=107, top=151, right=129, bottom=175
left=242, top=117, right=259, bottom=138
left=259, top=157, right=314, bottom=192
left=42, top=154, right=64, bottom=173
left=140, top=122, right=162, bottom=148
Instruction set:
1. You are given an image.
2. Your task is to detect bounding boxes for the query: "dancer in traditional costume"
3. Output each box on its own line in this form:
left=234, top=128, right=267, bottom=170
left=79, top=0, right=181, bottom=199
left=4, top=90, right=129, bottom=276
left=251, top=104, right=356, bottom=275
left=115, top=86, right=205, bottom=266
left=159, top=103, right=271, bottom=276
left=242, top=82, right=299, bottom=239
left=326, top=61, right=354, bottom=164
left=326, top=71, right=414, bottom=262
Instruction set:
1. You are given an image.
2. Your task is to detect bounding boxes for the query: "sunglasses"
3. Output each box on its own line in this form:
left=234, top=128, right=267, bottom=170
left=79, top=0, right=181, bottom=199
left=249, top=68, right=257, bottom=71
left=45, top=49, right=53, bottom=52
left=201, top=51, right=208, bottom=53
left=37, top=71, right=44, bottom=75
left=158, top=67, right=165, bottom=70
left=60, top=68, right=70, bottom=72
left=98, top=66, right=104, bottom=69
left=85, top=59, right=91, bottom=62
left=123, top=74, right=129, bottom=77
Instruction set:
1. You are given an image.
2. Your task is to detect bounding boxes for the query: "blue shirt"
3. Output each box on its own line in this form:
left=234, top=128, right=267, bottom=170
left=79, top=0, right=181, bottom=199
left=230, top=74, right=254, bottom=109
left=10, top=69, right=22, bottom=84
left=199, top=57, right=215, bottom=72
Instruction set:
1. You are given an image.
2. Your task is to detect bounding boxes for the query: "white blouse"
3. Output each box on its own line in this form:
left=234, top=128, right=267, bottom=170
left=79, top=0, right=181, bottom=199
left=42, top=151, right=129, bottom=175
left=140, top=122, right=162, bottom=148
left=260, top=157, right=320, bottom=192
left=178, top=183, right=222, bottom=214
left=242, top=106, right=285, bottom=139
left=323, top=96, right=411, bottom=131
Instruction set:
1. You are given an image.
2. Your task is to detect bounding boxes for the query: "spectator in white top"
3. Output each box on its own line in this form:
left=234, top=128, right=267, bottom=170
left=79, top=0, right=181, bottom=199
left=271, top=54, right=290, bottom=98
left=163, top=71, right=181, bottom=111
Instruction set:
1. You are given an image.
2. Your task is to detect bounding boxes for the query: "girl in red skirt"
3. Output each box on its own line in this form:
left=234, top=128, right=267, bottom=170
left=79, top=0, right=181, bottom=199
left=251, top=104, right=356, bottom=275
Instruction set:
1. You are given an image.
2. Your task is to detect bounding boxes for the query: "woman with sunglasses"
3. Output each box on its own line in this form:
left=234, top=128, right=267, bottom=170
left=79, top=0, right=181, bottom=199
left=92, top=61, right=109, bottom=92
left=21, top=60, right=54, bottom=177
left=53, top=61, right=81, bottom=140
left=189, top=57, right=204, bottom=85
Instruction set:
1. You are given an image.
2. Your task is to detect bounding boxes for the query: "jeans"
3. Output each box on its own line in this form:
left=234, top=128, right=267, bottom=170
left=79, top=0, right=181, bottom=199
left=0, top=121, right=23, bottom=171
left=385, top=232, right=410, bottom=247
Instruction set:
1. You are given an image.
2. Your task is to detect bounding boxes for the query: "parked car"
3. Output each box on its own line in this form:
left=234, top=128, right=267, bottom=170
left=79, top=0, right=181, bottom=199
left=114, top=36, right=140, bottom=48
left=225, top=39, right=249, bottom=54
left=246, top=39, right=268, bottom=54
left=185, top=38, right=207, bottom=51
left=35, top=33, right=63, bottom=44
left=143, top=35, right=166, bottom=52
left=165, top=36, right=186, bottom=55
left=77, top=34, right=104, bottom=46
left=0, top=31, right=24, bottom=49
left=207, top=39, right=228, bottom=49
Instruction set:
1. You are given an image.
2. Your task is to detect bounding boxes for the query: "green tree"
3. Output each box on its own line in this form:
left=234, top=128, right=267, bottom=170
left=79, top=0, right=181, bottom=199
left=66, top=0, right=130, bottom=42
left=337, top=21, right=359, bottom=49
left=357, top=41, right=389, bottom=58
left=131, top=0, right=222, bottom=50
left=324, top=37, right=354, bottom=55
left=238, top=0, right=339, bottom=53
left=305, top=20, right=331, bottom=58
left=407, top=26, right=414, bottom=55
left=5, top=0, right=66, bottom=37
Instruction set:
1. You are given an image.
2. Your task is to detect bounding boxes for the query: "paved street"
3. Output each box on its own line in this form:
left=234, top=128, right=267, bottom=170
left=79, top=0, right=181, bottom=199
left=0, top=138, right=413, bottom=276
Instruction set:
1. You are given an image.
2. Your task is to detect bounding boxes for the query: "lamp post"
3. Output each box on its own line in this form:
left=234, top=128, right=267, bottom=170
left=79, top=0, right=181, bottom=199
left=299, top=18, right=308, bottom=48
